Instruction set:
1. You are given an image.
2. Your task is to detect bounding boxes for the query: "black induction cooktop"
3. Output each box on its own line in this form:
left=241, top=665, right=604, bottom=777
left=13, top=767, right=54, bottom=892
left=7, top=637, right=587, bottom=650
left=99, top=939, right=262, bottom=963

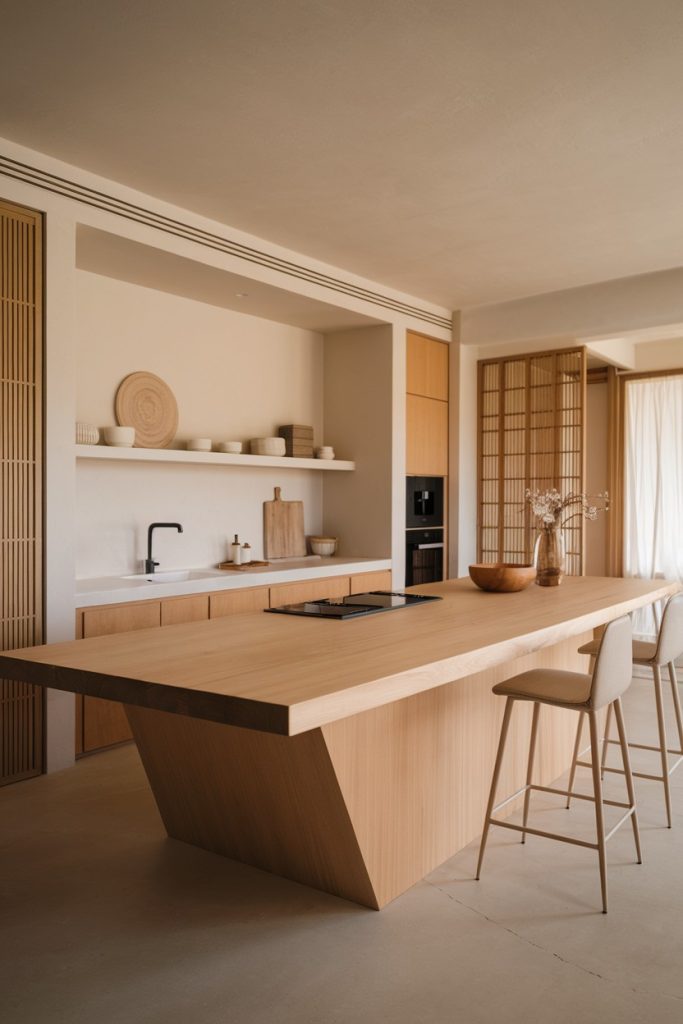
left=265, top=590, right=442, bottom=620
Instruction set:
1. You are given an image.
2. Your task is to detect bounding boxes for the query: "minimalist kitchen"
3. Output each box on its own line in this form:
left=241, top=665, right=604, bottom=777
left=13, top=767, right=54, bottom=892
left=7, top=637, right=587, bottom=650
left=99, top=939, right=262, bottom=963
left=2, top=19, right=683, bottom=1016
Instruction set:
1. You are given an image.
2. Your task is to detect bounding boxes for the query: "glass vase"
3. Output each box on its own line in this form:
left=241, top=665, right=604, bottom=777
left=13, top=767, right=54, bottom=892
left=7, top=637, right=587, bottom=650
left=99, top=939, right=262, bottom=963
left=533, top=527, right=566, bottom=587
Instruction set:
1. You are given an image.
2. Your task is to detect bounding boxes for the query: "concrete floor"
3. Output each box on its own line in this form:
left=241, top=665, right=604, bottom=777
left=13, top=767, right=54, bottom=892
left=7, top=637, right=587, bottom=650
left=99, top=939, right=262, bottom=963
left=2, top=678, right=683, bottom=1024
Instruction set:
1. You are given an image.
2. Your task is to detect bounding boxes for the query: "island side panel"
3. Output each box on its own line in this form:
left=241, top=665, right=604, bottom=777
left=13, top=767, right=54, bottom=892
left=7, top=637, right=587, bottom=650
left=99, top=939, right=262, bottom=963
left=322, top=632, right=592, bottom=909
left=124, top=705, right=378, bottom=909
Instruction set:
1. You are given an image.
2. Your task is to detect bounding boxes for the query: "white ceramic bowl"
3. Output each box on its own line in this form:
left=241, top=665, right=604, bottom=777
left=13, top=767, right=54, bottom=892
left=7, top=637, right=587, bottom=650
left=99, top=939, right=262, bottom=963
left=309, top=536, right=337, bottom=556
left=187, top=438, right=212, bottom=452
left=250, top=437, right=286, bottom=456
left=315, top=447, right=335, bottom=460
left=103, top=425, right=135, bottom=447
left=217, top=441, right=243, bottom=454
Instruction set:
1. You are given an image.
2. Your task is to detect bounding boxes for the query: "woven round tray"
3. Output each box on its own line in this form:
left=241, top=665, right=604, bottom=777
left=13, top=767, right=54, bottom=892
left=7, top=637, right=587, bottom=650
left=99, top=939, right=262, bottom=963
left=114, top=371, right=178, bottom=448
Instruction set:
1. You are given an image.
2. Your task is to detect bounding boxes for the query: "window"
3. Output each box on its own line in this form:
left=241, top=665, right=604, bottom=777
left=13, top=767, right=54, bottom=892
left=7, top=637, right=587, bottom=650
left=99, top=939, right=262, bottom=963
left=624, top=372, right=683, bottom=637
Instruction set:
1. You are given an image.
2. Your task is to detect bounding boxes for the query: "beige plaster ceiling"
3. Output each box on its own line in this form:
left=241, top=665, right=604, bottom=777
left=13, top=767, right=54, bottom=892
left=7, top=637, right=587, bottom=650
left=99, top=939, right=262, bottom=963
left=2, top=1, right=683, bottom=310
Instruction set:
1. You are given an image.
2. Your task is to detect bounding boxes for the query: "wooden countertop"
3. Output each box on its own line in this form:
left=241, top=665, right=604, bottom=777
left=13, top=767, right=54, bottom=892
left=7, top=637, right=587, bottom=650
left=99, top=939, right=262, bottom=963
left=1, top=576, right=678, bottom=735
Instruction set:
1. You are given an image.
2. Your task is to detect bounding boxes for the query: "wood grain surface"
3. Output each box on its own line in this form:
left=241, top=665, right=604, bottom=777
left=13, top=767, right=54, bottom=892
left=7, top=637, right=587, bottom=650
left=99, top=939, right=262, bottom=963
left=1, top=577, right=677, bottom=737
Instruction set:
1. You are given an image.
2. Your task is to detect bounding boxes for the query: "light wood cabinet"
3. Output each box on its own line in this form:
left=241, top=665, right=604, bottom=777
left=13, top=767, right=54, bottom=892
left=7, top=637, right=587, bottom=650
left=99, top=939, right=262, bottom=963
left=350, top=570, right=393, bottom=592
left=269, top=576, right=351, bottom=606
left=210, top=587, right=270, bottom=618
left=79, top=601, right=161, bottom=753
left=406, top=394, right=448, bottom=476
left=407, top=332, right=448, bottom=401
left=161, top=594, right=209, bottom=626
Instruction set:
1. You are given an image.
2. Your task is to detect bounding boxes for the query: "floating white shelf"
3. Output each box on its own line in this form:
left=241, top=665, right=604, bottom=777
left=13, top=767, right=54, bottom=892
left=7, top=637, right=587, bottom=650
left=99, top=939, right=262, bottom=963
left=75, top=445, right=355, bottom=471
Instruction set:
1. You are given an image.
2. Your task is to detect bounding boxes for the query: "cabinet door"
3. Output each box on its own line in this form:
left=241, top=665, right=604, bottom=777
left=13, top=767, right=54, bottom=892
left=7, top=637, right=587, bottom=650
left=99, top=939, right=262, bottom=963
left=350, top=570, right=393, bottom=592
left=210, top=587, right=270, bottom=618
left=81, top=602, right=161, bottom=753
left=161, top=594, right=209, bottom=626
left=406, top=394, right=448, bottom=476
left=407, top=333, right=448, bottom=401
left=269, top=576, right=351, bottom=606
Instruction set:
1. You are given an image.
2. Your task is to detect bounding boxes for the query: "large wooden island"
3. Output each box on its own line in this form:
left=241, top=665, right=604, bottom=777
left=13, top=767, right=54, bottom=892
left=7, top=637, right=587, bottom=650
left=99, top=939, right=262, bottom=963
left=1, top=576, right=677, bottom=909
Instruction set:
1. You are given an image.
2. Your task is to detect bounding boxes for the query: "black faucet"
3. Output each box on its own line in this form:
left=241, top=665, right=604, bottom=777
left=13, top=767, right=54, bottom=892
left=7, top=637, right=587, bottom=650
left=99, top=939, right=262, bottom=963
left=145, top=522, right=183, bottom=574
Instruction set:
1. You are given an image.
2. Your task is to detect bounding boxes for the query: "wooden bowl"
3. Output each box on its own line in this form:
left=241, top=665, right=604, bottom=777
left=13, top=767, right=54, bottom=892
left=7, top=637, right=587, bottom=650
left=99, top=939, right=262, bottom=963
left=468, top=562, right=536, bottom=593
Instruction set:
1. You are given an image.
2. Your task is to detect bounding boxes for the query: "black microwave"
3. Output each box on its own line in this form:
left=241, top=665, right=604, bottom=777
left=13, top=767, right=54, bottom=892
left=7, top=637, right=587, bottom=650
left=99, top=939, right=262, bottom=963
left=406, top=476, right=444, bottom=530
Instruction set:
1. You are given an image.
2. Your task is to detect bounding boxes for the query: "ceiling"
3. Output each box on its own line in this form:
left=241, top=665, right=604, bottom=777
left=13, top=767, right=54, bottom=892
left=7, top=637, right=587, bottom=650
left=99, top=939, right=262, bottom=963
left=2, top=1, right=683, bottom=310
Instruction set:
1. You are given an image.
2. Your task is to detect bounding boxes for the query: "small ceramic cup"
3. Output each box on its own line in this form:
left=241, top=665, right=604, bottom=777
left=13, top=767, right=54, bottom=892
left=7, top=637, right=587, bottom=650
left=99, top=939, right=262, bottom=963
left=217, top=441, right=243, bottom=454
left=187, top=438, right=212, bottom=452
left=103, top=426, right=135, bottom=447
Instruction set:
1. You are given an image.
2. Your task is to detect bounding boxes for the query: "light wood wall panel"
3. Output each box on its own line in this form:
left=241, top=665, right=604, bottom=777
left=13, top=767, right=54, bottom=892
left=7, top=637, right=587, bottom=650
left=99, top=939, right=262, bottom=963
left=477, top=348, right=586, bottom=572
left=0, top=200, right=43, bottom=786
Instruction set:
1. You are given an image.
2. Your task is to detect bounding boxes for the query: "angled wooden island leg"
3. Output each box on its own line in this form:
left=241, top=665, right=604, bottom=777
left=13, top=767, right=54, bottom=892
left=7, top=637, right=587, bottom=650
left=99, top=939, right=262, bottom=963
left=125, top=705, right=379, bottom=908
left=126, top=634, right=587, bottom=910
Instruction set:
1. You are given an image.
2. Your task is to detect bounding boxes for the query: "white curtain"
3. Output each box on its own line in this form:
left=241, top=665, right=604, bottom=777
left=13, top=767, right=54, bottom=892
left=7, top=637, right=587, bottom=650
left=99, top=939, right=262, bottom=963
left=624, top=373, right=683, bottom=638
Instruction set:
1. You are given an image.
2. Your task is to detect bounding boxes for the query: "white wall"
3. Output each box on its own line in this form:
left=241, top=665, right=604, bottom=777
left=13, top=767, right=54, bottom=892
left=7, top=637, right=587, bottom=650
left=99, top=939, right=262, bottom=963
left=75, top=271, right=325, bottom=575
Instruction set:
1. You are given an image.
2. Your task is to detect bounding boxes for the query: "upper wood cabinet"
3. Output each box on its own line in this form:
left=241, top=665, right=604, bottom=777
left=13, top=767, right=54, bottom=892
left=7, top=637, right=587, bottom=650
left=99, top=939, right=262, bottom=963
left=407, top=332, right=449, bottom=401
left=406, top=333, right=449, bottom=477
left=406, top=394, right=449, bottom=476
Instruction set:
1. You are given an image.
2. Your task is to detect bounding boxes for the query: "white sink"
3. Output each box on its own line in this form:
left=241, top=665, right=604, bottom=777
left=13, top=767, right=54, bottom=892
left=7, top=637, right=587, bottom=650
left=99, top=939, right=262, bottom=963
left=122, top=570, right=223, bottom=584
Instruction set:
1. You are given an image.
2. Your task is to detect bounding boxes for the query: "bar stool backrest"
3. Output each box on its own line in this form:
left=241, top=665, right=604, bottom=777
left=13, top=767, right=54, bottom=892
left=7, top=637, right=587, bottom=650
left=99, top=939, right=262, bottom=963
left=589, top=615, right=633, bottom=709
left=654, top=593, right=683, bottom=666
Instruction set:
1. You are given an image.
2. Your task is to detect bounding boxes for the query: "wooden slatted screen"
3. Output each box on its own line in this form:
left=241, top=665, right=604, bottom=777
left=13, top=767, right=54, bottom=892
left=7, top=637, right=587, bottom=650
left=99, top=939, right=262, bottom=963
left=1, top=199, right=44, bottom=786
left=477, top=347, right=586, bottom=574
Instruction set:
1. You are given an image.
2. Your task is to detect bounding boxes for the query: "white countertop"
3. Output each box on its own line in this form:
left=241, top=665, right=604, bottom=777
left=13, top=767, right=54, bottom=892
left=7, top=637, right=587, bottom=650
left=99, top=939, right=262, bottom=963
left=75, top=557, right=393, bottom=607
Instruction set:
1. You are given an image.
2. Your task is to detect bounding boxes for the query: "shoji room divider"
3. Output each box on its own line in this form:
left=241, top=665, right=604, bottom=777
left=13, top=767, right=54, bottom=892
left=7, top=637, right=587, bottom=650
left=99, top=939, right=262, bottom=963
left=0, top=199, right=44, bottom=785
left=477, top=347, right=586, bottom=575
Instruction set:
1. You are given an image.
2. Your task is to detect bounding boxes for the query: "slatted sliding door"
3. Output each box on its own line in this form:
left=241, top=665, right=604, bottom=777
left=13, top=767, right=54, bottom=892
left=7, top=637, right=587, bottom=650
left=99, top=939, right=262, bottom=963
left=1, top=199, right=44, bottom=785
left=477, top=348, right=586, bottom=574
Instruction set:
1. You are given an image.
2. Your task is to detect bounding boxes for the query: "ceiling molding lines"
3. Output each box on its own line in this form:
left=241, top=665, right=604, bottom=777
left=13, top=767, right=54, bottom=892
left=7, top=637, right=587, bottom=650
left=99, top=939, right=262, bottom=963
left=0, top=154, right=452, bottom=331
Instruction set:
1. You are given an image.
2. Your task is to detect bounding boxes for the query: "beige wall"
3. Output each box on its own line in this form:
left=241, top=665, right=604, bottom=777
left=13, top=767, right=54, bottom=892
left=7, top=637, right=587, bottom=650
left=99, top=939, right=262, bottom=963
left=75, top=271, right=326, bottom=575
left=322, top=326, right=394, bottom=562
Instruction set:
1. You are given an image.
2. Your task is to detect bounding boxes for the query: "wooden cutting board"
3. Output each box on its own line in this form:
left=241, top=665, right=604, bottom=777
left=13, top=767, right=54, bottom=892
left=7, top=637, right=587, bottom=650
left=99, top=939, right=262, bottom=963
left=263, top=486, right=306, bottom=559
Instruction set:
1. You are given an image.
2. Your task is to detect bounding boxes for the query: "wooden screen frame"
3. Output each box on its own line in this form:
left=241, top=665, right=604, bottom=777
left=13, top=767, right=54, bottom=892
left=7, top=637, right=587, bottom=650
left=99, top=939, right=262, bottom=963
left=477, top=346, right=587, bottom=571
left=0, top=198, right=45, bottom=785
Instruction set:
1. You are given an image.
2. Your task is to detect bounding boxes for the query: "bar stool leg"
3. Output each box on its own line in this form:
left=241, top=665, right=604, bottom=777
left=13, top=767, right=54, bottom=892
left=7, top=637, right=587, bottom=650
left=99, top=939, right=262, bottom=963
left=588, top=710, right=608, bottom=913
left=613, top=697, right=642, bottom=864
left=566, top=710, right=585, bottom=809
left=667, top=661, right=683, bottom=751
left=521, top=702, right=540, bottom=844
left=600, top=703, right=613, bottom=780
left=476, top=697, right=514, bottom=880
left=653, top=665, right=673, bottom=828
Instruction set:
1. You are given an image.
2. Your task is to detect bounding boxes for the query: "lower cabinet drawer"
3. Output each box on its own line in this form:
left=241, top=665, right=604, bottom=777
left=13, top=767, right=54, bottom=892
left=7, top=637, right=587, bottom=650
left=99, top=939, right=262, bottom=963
left=210, top=588, right=270, bottom=618
left=350, top=570, right=393, bottom=592
left=269, top=576, right=351, bottom=606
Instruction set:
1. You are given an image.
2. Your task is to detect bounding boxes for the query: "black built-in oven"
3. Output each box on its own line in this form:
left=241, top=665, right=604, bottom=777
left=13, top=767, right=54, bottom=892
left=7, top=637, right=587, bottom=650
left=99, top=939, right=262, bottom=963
left=406, top=477, right=445, bottom=586
left=405, top=529, right=444, bottom=586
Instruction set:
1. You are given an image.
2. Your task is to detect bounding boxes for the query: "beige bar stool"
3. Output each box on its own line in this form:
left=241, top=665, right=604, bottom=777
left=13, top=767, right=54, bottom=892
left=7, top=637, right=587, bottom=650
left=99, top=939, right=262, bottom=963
left=567, top=593, right=683, bottom=827
left=476, top=615, right=641, bottom=913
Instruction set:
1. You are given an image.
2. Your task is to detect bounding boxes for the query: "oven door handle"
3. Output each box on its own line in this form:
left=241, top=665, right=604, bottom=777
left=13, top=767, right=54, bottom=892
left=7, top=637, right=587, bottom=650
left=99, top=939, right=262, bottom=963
left=416, top=542, right=444, bottom=550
